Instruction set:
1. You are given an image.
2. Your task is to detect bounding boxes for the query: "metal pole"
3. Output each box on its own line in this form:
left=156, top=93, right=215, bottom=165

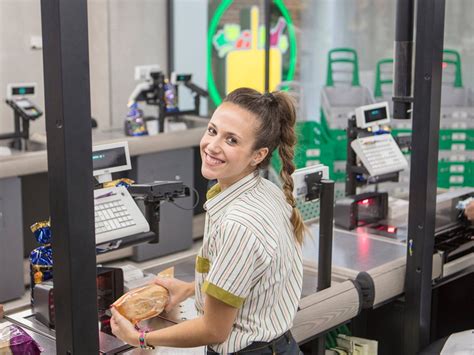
left=345, top=117, right=358, bottom=196
left=318, top=180, right=335, bottom=291
left=40, top=0, right=99, bottom=353
left=315, top=180, right=335, bottom=354
left=264, top=0, right=271, bottom=93
left=145, top=200, right=160, bottom=244
left=393, top=0, right=415, bottom=119
left=157, top=73, right=166, bottom=133
left=13, top=111, right=22, bottom=150
left=166, top=0, right=174, bottom=76
left=404, top=0, right=445, bottom=353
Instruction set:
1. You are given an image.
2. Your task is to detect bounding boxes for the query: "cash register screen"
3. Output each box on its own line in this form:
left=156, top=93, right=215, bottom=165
left=92, top=142, right=131, bottom=176
left=355, top=102, right=390, bottom=129
left=364, top=106, right=388, bottom=124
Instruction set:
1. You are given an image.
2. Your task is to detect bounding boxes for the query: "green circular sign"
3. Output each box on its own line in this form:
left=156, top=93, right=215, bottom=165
left=207, top=0, right=297, bottom=106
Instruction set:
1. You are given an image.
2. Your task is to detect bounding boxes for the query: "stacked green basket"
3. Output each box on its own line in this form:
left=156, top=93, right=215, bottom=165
left=437, top=50, right=474, bottom=188
left=379, top=49, right=474, bottom=190
left=319, top=48, right=375, bottom=198
left=320, top=48, right=361, bottom=163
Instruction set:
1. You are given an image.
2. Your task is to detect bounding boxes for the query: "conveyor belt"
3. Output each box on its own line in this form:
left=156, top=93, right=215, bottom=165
left=435, top=224, right=474, bottom=262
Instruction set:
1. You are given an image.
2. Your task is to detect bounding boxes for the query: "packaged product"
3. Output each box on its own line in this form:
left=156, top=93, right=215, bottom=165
left=29, top=220, right=54, bottom=304
left=0, top=324, right=43, bottom=354
left=102, top=178, right=135, bottom=189
left=125, top=103, right=148, bottom=137
left=112, top=267, right=173, bottom=324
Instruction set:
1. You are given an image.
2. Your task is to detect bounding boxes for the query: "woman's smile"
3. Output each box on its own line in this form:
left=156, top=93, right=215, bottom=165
left=204, top=151, right=225, bottom=166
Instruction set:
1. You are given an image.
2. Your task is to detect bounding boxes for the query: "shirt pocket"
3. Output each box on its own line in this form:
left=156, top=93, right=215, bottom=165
left=195, top=255, right=211, bottom=274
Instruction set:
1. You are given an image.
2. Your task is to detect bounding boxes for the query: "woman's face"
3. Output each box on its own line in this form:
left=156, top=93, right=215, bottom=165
left=200, top=102, right=268, bottom=190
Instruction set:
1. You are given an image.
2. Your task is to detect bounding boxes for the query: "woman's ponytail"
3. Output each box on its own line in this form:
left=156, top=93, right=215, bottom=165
left=224, top=88, right=307, bottom=244
left=274, top=92, right=307, bottom=245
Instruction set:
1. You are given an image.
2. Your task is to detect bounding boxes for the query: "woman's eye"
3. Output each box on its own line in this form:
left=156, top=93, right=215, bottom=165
left=207, top=127, right=216, bottom=135
left=226, top=137, right=237, bottom=145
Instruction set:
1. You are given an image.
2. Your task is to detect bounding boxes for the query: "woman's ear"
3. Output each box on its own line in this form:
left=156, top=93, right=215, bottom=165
left=252, top=147, right=269, bottom=166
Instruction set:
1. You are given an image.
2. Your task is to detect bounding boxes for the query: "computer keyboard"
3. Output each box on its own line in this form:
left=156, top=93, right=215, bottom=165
left=351, top=133, right=408, bottom=177
left=94, top=186, right=150, bottom=244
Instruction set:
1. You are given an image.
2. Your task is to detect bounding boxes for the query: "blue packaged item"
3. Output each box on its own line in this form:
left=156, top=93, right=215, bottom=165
left=102, top=178, right=135, bottom=189
left=29, top=220, right=54, bottom=304
left=164, top=80, right=179, bottom=113
left=30, top=220, right=52, bottom=244
left=125, top=103, right=148, bottom=136
left=30, top=246, right=53, bottom=284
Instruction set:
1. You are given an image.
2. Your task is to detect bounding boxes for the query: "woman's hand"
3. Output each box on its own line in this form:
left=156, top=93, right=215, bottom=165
left=154, top=278, right=194, bottom=313
left=465, top=201, right=474, bottom=221
left=110, top=307, right=140, bottom=347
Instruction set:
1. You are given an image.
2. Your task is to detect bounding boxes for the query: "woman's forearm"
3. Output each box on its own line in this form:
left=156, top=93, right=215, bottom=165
left=145, top=316, right=222, bottom=348
left=186, top=281, right=196, bottom=297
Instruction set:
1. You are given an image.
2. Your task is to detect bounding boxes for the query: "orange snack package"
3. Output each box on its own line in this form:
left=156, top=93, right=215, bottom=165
left=112, top=267, right=173, bottom=324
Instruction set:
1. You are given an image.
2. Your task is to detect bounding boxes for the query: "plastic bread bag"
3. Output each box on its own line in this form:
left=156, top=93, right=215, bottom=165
left=0, top=324, right=43, bottom=354
left=112, top=267, right=174, bottom=324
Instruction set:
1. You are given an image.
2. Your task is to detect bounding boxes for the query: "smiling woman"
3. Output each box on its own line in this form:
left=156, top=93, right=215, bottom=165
left=200, top=101, right=269, bottom=190
left=111, top=88, right=305, bottom=354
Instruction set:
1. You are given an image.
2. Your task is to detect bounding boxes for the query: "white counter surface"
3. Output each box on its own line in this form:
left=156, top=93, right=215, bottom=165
left=0, top=124, right=206, bottom=179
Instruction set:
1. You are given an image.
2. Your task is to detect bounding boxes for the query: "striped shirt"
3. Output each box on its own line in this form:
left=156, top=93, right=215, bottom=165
left=195, top=171, right=303, bottom=353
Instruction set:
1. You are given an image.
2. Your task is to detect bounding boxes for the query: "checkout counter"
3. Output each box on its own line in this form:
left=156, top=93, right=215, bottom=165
left=2, top=168, right=473, bottom=353
left=0, top=116, right=208, bottom=303
left=1, top=98, right=472, bottom=353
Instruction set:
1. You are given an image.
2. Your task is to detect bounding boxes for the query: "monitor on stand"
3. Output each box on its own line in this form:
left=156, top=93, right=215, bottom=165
left=92, top=141, right=131, bottom=183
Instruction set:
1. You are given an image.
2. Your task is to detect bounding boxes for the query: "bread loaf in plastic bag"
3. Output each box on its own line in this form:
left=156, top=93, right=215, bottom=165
left=112, top=267, right=173, bottom=324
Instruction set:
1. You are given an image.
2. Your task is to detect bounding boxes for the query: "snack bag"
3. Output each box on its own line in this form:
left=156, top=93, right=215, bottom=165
left=112, top=267, right=174, bottom=324
left=29, top=221, right=54, bottom=304
left=0, top=324, right=43, bottom=354
left=30, top=221, right=52, bottom=245
left=102, top=178, right=135, bottom=189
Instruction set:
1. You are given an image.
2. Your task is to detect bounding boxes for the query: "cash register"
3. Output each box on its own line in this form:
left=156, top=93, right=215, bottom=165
left=338, top=102, right=409, bottom=230
left=92, top=141, right=151, bottom=245
left=1, top=83, right=43, bottom=151
left=348, top=101, right=408, bottom=187
left=25, top=141, right=190, bottom=346
left=91, top=141, right=189, bottom=247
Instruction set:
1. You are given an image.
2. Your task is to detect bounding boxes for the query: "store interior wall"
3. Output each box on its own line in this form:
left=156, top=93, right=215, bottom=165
left=0, top=0, right=168, bottom=136
left=1, top=0, right=473, bottom=134
left=173, top=0, right=208, bottom=116
left=0, top=0, right=45, bottom=135
left=108, top=0, right=168, bottom=128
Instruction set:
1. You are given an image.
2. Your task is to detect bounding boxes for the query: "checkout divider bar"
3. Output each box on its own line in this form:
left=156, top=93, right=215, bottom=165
left=40, top=0, right=99, bottom=353
left=315, top=180, right=335, bottom=354
left=317, top=180, right=335, bottom=292
left=404, top=0, right=446, bottom=353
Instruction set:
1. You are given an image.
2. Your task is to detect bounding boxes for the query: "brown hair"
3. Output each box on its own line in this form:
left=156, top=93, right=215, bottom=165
left=224, top=88, right=306, bottom=245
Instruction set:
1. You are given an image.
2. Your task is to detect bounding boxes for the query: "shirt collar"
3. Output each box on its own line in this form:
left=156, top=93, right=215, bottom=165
left=204, top=170, right=260, bottom=220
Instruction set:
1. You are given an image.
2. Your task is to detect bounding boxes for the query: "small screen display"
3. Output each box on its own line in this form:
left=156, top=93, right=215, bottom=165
left=92, top=147, right=127, bottom=172
left=364, top=106, right=388, bottom=124
left=12, top=86, right=35, bottom=96
left=176, top=74, right=191, bottom=82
